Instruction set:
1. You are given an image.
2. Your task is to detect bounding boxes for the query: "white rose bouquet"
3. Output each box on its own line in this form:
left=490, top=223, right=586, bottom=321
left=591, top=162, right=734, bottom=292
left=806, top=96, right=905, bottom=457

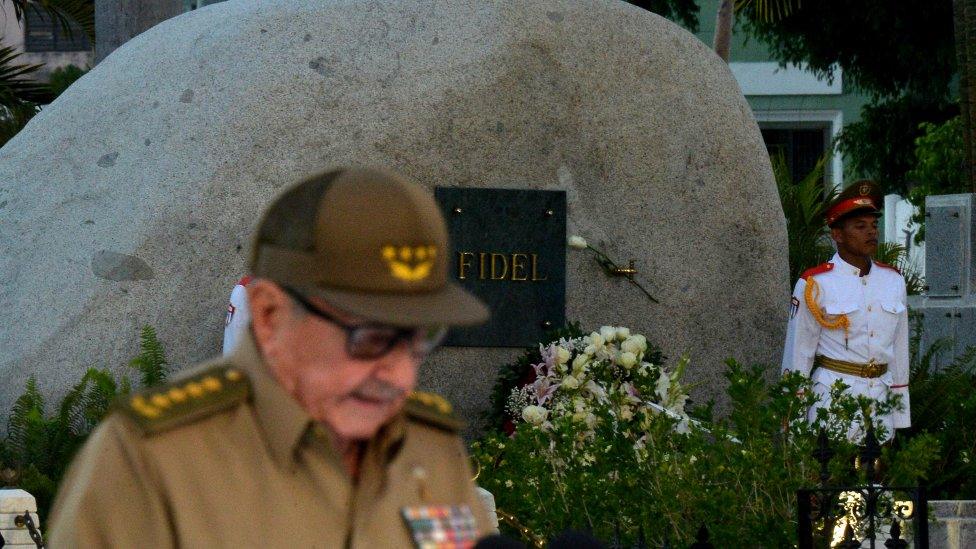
left=505, top=326, right=692, bottom=459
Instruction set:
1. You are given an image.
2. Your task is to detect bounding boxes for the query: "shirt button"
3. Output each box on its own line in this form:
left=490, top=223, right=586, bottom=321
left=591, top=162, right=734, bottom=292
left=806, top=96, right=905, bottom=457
left=867, top=305, right=872, bottom=312
left=862, top=279, right=868, bottom=286
left=870, top=331, right=874, bottom=337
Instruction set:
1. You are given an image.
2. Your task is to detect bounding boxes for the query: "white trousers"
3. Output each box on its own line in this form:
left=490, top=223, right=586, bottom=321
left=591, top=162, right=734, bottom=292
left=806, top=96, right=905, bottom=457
left=808, top=367, right=896, bottom=442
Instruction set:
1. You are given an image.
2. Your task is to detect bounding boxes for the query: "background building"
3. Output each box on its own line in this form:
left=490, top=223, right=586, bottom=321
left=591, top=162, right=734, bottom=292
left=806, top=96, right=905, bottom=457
left=0, top=0, right=93, bottom=77
left=690, top=0, right=924, bottom=273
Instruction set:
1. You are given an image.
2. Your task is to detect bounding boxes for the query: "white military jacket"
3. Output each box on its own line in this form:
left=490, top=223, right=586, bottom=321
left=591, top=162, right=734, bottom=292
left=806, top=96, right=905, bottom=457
left=782, top=253, right=910, bottom=430
left=222, top=275, right=252, bottom=356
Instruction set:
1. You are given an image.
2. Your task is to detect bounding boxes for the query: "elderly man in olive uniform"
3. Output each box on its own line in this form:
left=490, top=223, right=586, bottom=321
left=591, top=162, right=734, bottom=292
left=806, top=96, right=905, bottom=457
left=782, top=180, right=910, bottom=440
left=50, top=168, right=494, bottom=547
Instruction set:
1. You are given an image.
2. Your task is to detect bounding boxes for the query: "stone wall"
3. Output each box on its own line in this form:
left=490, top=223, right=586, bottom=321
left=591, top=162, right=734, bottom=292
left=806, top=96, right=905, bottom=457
left=930, top=500, right=976, bottom=549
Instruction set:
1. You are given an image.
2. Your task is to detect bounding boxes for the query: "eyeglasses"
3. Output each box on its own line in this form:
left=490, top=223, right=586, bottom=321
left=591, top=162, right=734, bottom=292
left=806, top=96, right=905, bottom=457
left=281, top=286, right=447, bottom=359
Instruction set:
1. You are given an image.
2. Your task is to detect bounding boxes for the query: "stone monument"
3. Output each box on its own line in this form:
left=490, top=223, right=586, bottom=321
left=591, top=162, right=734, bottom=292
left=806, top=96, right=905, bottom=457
left=0, top=0, right=788, bottom=430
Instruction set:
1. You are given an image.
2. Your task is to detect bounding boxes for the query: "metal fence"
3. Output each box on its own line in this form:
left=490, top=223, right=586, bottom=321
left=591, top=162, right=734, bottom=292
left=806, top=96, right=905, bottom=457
left=797, top=427, right=928, bottom=548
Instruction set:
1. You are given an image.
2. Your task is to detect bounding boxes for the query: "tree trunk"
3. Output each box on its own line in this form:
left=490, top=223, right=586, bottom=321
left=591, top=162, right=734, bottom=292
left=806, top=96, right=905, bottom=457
left=713, top=0, right=734, bottom=62
left=95, top=0, right=184, bottom=64
left=957, top=0, right=976, bottom=192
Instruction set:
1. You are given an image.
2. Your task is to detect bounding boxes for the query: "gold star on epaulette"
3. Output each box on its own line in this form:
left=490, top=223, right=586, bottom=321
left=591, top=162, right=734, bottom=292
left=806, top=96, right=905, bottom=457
left=119, top=366, right=250, bottom=436
left=405, top=391, right=463, bottom=432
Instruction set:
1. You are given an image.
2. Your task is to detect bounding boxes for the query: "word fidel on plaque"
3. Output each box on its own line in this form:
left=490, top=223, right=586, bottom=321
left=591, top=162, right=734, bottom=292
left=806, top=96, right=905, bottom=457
left=435, top=187, right=567, bottom=347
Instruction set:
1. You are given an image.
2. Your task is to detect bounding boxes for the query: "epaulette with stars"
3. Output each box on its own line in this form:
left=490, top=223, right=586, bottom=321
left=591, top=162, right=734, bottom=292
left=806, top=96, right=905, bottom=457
left=118, top=366, right=251, bottom=436
left=405, top=391, right=463, bottom=433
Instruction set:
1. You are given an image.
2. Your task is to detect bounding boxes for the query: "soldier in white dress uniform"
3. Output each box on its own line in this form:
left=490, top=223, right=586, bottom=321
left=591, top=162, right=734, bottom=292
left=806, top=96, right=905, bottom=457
left=222, top=275, right=252, bottom=356
left=782, top=180, right=910, bottom=440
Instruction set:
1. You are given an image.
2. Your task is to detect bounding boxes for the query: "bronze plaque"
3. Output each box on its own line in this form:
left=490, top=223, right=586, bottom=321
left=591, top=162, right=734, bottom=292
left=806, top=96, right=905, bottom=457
left=435, top=187, right=566, bottom=347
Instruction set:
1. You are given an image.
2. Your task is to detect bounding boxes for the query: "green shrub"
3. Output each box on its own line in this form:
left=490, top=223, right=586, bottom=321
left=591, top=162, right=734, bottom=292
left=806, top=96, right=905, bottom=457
left=899, top=314, right=976, bottom=499
left=905, top=116, right=969, bottom=243
left=47, top=65, right=88, bottom=98
left=473, top=327, right=938, bottom=546
left=0, top=326, right=168, bottom=524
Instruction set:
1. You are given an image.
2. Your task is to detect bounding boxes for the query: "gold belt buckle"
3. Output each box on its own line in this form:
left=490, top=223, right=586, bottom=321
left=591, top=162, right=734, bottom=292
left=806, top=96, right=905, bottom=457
left=864, top=359, right=878, bottom=378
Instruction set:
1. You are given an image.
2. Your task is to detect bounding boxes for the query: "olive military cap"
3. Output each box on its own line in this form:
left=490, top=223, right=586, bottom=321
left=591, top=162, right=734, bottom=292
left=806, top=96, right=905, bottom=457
left=249, top=167, right=489, bottom=327
left=825, top=179, right=883, bottom=227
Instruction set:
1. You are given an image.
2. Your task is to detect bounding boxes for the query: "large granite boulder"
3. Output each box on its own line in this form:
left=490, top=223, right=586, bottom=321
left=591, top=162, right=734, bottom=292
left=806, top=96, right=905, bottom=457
left=0, top=0, right=788, bottom=429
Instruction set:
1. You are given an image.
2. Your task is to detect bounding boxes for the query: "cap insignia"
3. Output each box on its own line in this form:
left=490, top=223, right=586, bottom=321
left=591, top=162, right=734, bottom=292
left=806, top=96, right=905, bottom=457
left=382, top=245, right=437, bottom=282
left=859, top=183, right=871, bottom=196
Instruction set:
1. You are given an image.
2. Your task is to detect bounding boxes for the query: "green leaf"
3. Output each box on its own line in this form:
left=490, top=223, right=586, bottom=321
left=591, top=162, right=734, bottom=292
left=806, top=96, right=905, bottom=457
left=129, top=325, right=168, bottom=387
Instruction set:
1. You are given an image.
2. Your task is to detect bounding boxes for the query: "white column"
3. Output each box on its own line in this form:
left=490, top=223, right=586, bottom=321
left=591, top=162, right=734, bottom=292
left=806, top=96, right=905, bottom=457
left=0, top=489, right=40, bottom=547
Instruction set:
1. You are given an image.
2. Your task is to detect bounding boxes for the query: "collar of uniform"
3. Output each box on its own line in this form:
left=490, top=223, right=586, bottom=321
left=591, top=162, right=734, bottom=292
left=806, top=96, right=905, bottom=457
left=831, top=252, right=866, bottom=276
left=230, top=328, right=313, bottom=470
left=302, top=411, right=408, bottom=476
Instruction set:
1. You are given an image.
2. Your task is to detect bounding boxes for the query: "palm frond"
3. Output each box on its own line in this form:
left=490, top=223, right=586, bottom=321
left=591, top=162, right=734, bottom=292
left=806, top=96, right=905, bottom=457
left=81, top=369, right=119, bottom=429
left=773, top=152, right=837, bottom=282
left=735, top=0, right=801, bottom=23
left=0, top=44, right=51, bottom=107
left=874, top=242, right=925, bottom=295
left=4, top=377, right=48, bottom=468
left=55, top=369, right=91, bottom=436
left=129, top=325, right=168, bottom=387
left=6, top=376, right=44, bottom=438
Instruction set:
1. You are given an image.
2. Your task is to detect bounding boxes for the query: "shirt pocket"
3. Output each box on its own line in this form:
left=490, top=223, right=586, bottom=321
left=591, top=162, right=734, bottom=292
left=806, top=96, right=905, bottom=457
left=880, top=301, right=906, bottom=314
left=824, top=301, right=859, bottom=317
left=875, top=299, right=905, bottom=335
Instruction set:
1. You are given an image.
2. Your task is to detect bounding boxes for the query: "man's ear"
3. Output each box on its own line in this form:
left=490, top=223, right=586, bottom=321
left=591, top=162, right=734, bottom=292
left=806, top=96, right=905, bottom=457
left=830, top=225, right=844, bottom=245
left=247, top=280, right=292, bottom=347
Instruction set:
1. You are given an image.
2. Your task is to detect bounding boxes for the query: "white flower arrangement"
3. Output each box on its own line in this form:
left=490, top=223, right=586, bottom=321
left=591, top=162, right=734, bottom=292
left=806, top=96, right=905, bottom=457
left=506, top=326, right=692, bottom=459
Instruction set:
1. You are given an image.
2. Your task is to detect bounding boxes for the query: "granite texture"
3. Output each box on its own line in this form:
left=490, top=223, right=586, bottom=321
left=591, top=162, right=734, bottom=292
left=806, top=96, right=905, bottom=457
left=0, top=0, right=787, bottom=430
left=930, top=500, right=976, bottom=549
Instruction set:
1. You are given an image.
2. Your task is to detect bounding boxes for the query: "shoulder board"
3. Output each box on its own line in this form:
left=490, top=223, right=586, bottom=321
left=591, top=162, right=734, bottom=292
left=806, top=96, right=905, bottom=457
left=874, top=261, right=901, bottom=274
left=801, top=262, right=834, bottom=280
left=405, top=391, right=464, bottom=433
left=118, top=366, right=250, bottom=436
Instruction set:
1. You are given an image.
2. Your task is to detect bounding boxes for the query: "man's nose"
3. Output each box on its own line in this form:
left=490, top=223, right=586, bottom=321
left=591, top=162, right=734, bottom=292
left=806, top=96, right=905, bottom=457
left=373, top=345, right=419, bottom=376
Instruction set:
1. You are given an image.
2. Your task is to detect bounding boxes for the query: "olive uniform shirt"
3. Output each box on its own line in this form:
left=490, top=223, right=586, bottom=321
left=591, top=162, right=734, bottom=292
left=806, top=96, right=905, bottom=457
left=49, top=331, right=491, bottom=547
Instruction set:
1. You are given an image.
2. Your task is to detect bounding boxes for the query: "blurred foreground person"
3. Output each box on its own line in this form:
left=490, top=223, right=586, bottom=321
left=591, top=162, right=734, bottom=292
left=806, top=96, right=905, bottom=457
left=50, top=167, right=493, bottom=547
left=781, top=180, right=910, bottom=440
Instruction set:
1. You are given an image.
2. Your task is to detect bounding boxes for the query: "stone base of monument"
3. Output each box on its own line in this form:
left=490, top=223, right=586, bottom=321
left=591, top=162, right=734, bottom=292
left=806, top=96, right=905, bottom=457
left=929, top=501, right=976, bottom=549
left=0, top=489, right=40, bottom=547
